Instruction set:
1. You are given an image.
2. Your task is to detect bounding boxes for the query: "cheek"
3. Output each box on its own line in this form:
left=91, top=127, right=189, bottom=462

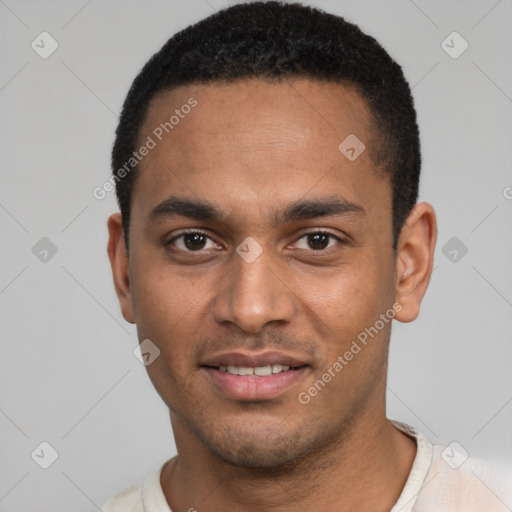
left=131, top=267, right=201, bottom=399
left=304, top=256, right=395, bottom=371
left=318, top=264, right=387, bottom=328
left=130, top=255, right=201, bottom=347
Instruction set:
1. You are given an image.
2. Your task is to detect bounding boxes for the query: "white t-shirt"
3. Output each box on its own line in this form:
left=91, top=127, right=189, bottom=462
left=101, top=420, right=512, bottom=511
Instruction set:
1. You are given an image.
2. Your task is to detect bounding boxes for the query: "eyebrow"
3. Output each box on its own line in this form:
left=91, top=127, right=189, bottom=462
left=272, top=196, right=365, bottom=224
left=149, top=196, right=229, bottom=222
left=148, top=195, right=365, bottom=224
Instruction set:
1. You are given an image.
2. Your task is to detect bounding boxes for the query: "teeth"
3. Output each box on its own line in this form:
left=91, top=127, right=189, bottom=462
left=218, top=364, right=293, bottom=376
left=272, top=364, right=283, bottom=373
left=254, top=365, right=272, bottom=376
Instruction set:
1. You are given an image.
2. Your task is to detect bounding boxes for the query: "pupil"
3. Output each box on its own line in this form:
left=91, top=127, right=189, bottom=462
left=308, top=233, right=328, bottom=250
left=184, top=233, right=206, bottom=250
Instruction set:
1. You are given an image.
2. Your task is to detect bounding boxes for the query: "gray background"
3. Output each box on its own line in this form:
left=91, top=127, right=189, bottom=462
left=1, top=0, right=511, bottom=510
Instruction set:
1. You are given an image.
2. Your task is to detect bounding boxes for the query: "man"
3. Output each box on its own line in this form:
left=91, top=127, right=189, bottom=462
left=103, top=2, right=512, bottom=510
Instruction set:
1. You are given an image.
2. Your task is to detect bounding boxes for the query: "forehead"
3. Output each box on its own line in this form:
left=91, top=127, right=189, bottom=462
left=132, top=79, right=390, bottom=226
left=141, top=78, right=373, bottom=155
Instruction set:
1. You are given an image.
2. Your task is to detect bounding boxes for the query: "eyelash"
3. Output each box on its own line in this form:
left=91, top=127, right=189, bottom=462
left=167, top=229, right=346, bottom=253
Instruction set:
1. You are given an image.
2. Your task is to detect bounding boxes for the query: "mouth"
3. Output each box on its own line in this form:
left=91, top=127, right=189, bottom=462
left=203, top=363, right=305, bottom=376
left=200, top=352, right=310, bottom=401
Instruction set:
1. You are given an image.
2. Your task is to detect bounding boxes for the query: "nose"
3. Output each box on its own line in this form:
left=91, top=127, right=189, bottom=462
left=212, top=247, right=295, bottom=335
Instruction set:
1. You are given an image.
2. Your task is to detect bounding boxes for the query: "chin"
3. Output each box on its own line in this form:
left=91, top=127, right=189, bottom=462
left=195, top=420, right=332, bottom=471
left=212, top=442, right=300, bottom=469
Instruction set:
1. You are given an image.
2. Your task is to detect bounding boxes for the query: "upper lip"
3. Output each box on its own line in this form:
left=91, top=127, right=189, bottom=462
left=200, top=351, right=309, bottom=368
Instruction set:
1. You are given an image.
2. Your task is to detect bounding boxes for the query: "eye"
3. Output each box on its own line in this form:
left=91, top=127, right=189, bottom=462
left=293, top=231, right=344, bottom=251
left=167, top=230, right=220, bottom=252
left=167, top=230, right=345, bottom=254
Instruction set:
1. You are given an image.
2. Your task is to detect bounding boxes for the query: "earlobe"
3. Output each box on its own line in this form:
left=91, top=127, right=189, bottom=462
left=107, top=213, right=135, bottom=324
left=394, top=202, right=437, bottom=323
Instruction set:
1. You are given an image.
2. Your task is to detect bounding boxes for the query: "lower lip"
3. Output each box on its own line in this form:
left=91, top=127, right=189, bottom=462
left=202, top=366, right=309, bottom=401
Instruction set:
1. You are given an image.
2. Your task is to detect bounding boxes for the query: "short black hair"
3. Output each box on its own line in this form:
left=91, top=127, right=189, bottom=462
left=112, top=1, right=420, bottom=251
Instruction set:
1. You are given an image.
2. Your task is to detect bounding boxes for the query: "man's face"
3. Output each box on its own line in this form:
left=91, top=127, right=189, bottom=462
left=123, top=79, right=399, bottom=467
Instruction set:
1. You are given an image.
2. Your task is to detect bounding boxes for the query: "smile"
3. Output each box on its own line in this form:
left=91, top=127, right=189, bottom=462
left=214, top=364, right=300, bottom=376
left=202, top=364, right=309, bottom=401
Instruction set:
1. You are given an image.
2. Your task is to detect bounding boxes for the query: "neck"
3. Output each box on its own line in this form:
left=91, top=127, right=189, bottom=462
left=161, top=404, right=417, bottom=512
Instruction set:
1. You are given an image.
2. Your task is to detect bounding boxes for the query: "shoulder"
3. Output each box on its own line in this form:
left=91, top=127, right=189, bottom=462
left=101, top=480, right=143, bottom=512
left=416, top=444, right=512, bottom=510
left=101, top=458, right=174, bottom=512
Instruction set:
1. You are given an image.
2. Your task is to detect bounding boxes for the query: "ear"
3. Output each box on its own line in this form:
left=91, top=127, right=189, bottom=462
left=107, top=213, right=135, bottom=324
left=394, top=202, right=437, bottom=323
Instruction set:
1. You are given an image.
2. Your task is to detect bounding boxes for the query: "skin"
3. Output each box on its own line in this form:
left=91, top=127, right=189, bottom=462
left=107, top=78, right=437, bottom=512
